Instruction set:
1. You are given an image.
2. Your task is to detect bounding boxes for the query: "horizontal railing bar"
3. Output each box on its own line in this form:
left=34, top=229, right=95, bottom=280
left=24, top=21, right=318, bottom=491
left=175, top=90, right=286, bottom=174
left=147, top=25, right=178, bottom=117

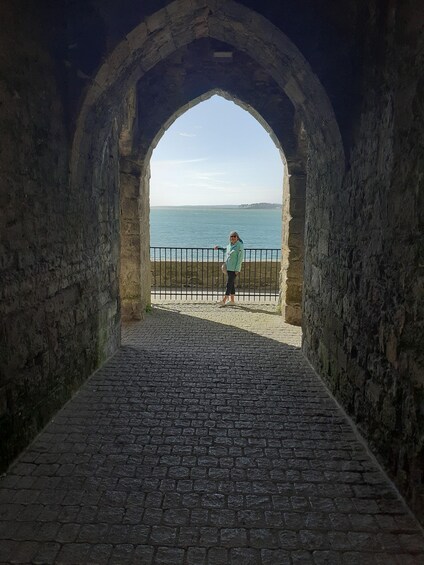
left=150, top=248, right=280, bottom=251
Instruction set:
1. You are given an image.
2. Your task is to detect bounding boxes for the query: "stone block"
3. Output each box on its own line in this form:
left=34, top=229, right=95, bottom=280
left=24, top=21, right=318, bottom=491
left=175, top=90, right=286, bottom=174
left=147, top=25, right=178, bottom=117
left=121, top=197, right=140, bottom=221
left=365, top=380, right=382, bottom=405
left=284, top=303, right=301, bottom=326
left=289, top=196, right=306, bottom=216
left=287, top=218, right=305, bottom=235
left=126, top=23, right=148, bottom=54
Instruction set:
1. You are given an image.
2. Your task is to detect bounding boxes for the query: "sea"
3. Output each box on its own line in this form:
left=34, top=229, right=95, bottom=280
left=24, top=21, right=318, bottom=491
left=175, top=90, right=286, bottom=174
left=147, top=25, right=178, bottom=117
left=150, top=206, right=282, bottom=249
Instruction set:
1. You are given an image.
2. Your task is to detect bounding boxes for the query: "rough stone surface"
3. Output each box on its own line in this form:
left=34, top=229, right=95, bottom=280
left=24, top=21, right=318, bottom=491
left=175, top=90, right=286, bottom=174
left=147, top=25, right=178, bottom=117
left=0, top=0, right=422, bottom=533
left=302, top=0, right=424, bottom=523
left=129, top=38, right=305, bottom=325
left=120, top=157, right=144, bottom=321
left=1, top=303, right=423, bottom=564
left=0, top=0, right=121, bottom=474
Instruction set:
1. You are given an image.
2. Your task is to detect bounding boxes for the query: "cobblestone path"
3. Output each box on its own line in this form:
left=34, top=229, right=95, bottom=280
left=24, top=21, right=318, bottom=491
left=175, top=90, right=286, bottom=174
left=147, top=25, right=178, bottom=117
left=1, top=303, right=424, bottom=564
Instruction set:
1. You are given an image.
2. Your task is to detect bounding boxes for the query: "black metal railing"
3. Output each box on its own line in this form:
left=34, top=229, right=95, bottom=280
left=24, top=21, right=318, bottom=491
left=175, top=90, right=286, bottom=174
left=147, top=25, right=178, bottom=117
left=150, top=247, right=281, bottom=301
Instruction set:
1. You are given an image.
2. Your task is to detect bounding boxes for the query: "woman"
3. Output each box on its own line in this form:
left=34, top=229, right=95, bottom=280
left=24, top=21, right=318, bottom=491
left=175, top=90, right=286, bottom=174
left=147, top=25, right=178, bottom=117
left=214, top=231, right=244, bottom=306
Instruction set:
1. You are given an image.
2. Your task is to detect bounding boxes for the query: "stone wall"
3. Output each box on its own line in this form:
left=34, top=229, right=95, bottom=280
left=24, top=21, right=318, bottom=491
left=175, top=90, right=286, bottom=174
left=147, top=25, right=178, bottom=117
left=0, top=1, right=121, bottom=471
left=0, top=1, right=68, bottom=468
left=130, top=39, right=305, bottom=325
left=302, top=0, right=424, bottom=521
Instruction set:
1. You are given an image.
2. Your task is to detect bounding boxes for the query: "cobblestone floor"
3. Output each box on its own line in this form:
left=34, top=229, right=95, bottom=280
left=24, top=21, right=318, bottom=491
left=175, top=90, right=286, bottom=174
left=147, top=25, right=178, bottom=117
left=1, top=302, right=424, bottom=564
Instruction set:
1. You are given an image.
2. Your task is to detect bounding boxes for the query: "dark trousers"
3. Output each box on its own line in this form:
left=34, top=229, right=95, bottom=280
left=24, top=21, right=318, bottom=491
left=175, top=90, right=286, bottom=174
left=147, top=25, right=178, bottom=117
left=225, top=271, right=237, bottom=296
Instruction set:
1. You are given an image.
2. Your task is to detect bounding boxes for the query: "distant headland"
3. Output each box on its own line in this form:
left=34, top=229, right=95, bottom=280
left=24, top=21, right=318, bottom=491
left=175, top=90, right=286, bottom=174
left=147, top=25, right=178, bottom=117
left=239, top=202, right=282, bottom=209
left=151, top=203, right=282, bottom=209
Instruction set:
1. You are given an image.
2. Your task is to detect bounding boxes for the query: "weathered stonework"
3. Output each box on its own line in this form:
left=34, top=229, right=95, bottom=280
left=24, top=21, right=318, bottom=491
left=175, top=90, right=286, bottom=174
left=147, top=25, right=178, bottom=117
left=129, top=40, right=306, bottom=325
left=0, top=0, right=422, bottom=528
left=118, top=89, right=151, bottom=320
left=0, top=1, right=121, bottom=469
left=281, top=171, right=306, bottom=325
left=120, top=158, right=144, bottom=321
left=301, top=0, right=424, bottom=522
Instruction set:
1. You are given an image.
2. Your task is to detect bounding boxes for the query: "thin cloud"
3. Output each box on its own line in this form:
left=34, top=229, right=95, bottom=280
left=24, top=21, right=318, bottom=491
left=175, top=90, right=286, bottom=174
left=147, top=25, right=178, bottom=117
left=186, top=183, right=228, bottom=191
left=151, top=158, right=208, bottom=166
left=193, top=171, right=227, bottom=178
left=190, top=172, right=230, bottom=183
left=150, top=95, right=284, bottom=206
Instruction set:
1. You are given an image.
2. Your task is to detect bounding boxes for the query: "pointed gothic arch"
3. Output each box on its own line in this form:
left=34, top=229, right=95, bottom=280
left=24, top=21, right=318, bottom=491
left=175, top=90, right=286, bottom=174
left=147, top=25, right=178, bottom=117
left=71, top=0, right=344, bottom=327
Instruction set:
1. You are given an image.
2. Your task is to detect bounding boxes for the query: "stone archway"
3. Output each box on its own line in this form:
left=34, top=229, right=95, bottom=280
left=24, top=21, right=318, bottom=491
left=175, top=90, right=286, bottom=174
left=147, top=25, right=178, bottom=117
left=2, top=0, right=423, bottom=523
left=71, top=0, right=344, bottom=332
left=119, top=88, right=296, bottom=320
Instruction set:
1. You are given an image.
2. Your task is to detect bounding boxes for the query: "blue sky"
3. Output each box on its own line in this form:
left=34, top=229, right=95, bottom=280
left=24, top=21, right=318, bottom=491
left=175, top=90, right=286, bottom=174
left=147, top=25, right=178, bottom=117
left=150, top=95, right=284, bottom=206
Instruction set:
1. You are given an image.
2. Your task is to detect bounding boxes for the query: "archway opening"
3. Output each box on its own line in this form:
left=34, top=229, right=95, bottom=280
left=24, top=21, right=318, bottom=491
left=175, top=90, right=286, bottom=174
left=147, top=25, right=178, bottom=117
left=73, top=0, right=344, bottom=358
left=150, top=94, right=284, bottom=241
left=147, top=93, right=285, bottom=306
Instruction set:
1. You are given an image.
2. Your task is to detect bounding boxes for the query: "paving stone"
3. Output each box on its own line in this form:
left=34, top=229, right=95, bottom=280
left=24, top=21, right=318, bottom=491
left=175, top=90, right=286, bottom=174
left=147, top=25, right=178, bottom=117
left=178, top=526, right=200, bottom=545
left=149, top=526, right=177, bottom=546
left=163, top=508, right=189, bottom=526
left=77, top=522, right=110, bottom=543
left=8, top=540, right=39, bottom=563
left=87, top=544, right=113, bottom=564
left=154, top=546, right=184, bottom=565
left=109, top=543, right=134, bottom=564
left=143, top=508, right=163, bottom=525
left=0, top=304, right=423, bottom=563
left=207, top=547, right=228, bottom=565
left=199, top=527, right=219, bottom=545
left=300, top=529, right=329, bottom=550
left=328, top=531, right=352, bottom=551
left=190, top=509, right=209, bottom=526
left=133, top=544, right=154, bottom=564
left=399, top=533, right=424, bottom=552
left=312, top=550, right=343, bottom=564
left=291, top=550, right=314, bottom=564
left=249, top=528, right=279, bottom=548
left=0, top=540, right=18, bottom=562
left=56, top=543, right=91, bottom=563
left=32, top=542, right=61, bottom=564
left=187, top=547, right=207, bottom=565
left=210, top=509, right=237, bottom=527
left=229, top=547, right=261, bottom=564
left=221, top=527, right=248, bottom=547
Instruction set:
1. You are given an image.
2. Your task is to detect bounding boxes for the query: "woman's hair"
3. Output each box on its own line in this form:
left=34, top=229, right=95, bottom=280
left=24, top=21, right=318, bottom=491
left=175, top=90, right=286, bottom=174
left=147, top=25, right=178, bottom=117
left=229, top=231, right=243, bottom=243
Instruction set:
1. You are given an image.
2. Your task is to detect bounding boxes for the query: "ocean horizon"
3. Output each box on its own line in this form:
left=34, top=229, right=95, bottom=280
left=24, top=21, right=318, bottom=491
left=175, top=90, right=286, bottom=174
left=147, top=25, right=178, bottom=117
left=150, top=205, right=283, bottom=249
left=151, top=204, right=281, bottom=208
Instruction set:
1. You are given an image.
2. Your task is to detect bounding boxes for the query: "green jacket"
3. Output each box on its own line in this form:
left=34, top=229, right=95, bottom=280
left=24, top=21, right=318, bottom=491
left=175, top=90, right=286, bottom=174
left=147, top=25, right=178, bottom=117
left=218, top=240, right=244, bottom=272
